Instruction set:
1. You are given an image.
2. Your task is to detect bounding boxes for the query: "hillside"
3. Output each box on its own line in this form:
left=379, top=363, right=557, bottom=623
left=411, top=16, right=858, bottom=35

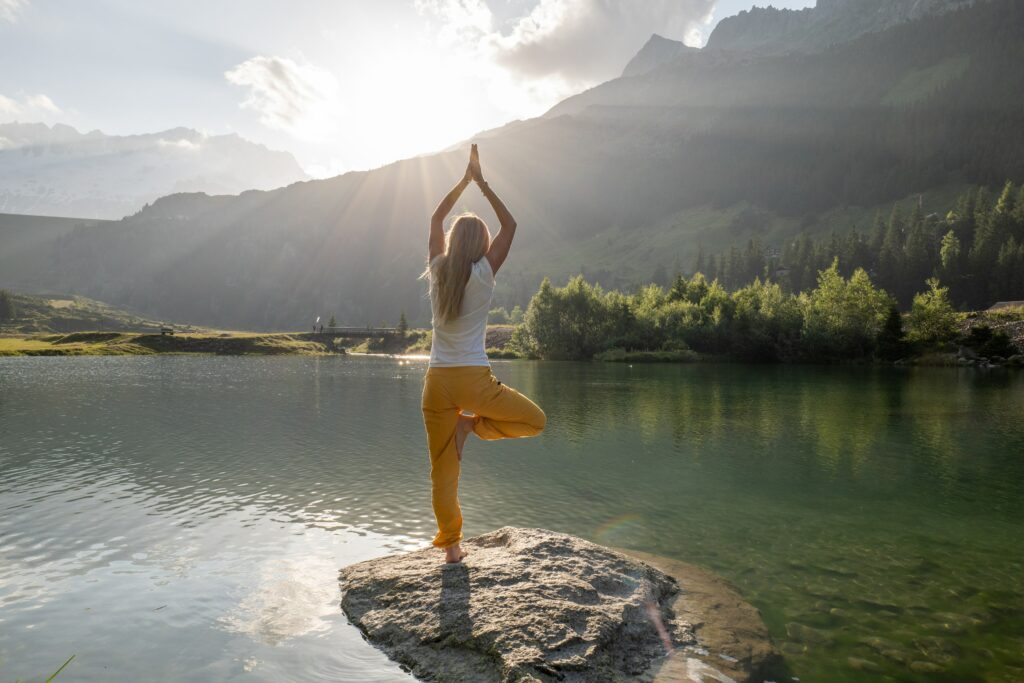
left=1, top=0, right=1023, bottom=329
left=0, top=290, right=181, bottom=334
left=0, top=213, right=110, bottom=292
left=0, top=123, right=308, bottom=219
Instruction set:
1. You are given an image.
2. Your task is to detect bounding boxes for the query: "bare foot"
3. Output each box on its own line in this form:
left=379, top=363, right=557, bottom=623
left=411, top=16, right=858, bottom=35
left=444, top=543, right=468, bottom=563
left=454, top=413, right=478, bottom=461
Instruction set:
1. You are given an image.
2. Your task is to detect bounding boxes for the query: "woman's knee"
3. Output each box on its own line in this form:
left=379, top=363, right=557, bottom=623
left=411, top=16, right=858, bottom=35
left=530, top=406, right=547, bottom=433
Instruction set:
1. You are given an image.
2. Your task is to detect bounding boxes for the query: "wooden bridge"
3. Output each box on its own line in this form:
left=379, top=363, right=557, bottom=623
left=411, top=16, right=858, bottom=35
left=316, top=326, right=401, bottom=337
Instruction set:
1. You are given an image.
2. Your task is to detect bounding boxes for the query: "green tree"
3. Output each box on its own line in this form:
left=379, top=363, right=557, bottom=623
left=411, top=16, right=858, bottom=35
left=939, top=230, right=961, bottom=272
left=488, top=307, right=510, bottom=324
left=876, top=302, right=908, bottom=361
left=508, top=305, right=525, bottom=325
left=398, top=311, right=409, bottom=336
left=800, top=260, right=891, bottom=359
left=328, top=314, right=337, bottom=328
left=907, top=278, right=960, bottom=346
left=731, top=278, right=802, bottom=361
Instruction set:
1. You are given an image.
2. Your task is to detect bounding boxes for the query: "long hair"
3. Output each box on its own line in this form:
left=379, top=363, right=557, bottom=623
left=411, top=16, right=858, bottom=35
left=425, top=213, right=491, bottom=324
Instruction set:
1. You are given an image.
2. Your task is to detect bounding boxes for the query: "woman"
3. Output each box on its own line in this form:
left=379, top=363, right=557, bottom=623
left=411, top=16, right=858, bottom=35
left=421, top=144, right=546, bottom=564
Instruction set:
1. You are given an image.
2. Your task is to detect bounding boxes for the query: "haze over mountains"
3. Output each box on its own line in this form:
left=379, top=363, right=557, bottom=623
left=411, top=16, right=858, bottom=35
left=0, top=123, right=308, bottom=219
left=1, top=0, right=1021, bottom=330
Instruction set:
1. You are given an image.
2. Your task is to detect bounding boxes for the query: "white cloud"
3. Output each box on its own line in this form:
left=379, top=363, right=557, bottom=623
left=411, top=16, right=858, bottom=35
left=0, top=0, right=27, bottom=23
left=414, top=0, right=492, bottom=47
left=157, top=137, right=201, bottom=151
left=225, top=55, right=342, bottom=142
left=421, top=1, right=715, bottom=78
left=416, top=0, right=716, bottom=115
left=0, top=91, right=63, bottom=123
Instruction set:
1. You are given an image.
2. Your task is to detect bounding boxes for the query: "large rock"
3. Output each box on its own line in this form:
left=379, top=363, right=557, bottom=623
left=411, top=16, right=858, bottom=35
left=339, top=527, right=781, bottom=682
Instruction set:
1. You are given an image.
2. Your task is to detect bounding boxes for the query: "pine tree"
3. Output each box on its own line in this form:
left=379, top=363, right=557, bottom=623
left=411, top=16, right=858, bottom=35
left=398, top=311, right=409, bottom=336
left=939, top=230, right=962, bottom=290
left=328, top=314, right=337, bottom=328
left=876, top=302, right=907, bottom=361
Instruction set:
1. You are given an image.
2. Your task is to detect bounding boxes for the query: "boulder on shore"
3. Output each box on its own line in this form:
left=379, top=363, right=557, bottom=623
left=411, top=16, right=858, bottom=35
left=339, top=527, right=782, bottom=682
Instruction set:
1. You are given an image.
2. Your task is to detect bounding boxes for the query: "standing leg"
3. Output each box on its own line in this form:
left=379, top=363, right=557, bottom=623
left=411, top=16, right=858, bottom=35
left=421, top=371, right=464, bottom=550
left=461, top=370, right=546, bottom=441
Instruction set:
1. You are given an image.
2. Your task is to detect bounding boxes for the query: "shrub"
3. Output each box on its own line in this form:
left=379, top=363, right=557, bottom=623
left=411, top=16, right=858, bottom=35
left=963, top=324, right=1015, bottom=358
left=907, top=278, right=960, bottom=346
left=800, top=261, right=892, bottom=360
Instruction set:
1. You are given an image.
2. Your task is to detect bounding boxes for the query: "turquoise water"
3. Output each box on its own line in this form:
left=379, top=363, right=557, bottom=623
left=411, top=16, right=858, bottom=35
left=1, top=356, right=1022, bottom=682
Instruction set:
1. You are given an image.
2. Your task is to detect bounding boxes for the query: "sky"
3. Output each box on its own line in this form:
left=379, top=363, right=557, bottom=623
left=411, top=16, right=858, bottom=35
left=0, top=0, right=815, bottom=177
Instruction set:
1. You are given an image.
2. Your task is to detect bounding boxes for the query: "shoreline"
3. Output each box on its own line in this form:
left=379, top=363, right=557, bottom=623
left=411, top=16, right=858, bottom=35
left=2, top=330, right=1020, bottom=369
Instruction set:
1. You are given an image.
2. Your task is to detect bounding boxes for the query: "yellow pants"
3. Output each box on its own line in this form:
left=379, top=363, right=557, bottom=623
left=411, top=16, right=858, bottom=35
left=421, top=366, right=546, bottom=548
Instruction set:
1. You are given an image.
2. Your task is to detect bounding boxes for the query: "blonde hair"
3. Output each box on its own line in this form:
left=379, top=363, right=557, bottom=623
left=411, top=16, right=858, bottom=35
left=426, top=213, right=491, bottom=324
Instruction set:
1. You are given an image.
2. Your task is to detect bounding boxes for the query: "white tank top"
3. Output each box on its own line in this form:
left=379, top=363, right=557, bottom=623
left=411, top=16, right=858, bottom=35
left=428, top=255, right=494, bottom=367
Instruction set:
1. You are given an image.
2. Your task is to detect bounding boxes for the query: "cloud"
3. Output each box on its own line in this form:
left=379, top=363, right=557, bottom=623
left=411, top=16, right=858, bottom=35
left=225, top=55, right=342, bottom=141
left=0, top=91, right=62, bottom=123
left=157, top=137, right=201, bottom=151
left=415, top=0, right=492, bottom=47
left=0, top=0, right=27, bottom=23
left=418, top=0, right=715, bottom=85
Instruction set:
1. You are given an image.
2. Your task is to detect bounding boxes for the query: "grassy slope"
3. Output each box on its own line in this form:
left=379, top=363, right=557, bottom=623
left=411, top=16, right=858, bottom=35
left=0, top=291, right=193, bottom=334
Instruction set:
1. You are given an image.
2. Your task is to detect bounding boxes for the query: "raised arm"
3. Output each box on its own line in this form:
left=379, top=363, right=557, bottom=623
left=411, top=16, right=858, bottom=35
left=470, top=148, right=516, bottom=274
left=429, top=158, right=473, bottom=261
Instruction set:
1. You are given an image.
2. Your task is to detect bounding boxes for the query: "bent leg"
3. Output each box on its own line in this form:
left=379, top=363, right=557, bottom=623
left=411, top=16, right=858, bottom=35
left=422, top=375, right=462, bottom=548
left=463, top=372, right=546, bottom=441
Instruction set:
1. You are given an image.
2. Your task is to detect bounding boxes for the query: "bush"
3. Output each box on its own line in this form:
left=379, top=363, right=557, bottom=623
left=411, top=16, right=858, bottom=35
left=515, top=263, right=970, bottom=364
left=486, top=347, right=520, bottom=359
left=488, top=307, right=510, bottom=324
left=520, top=276, right=617, bottom=360
left=907, top=278, right=960, bottom=346
left=800, top=261, right=892, bottom=360
left=962, top=324, right=1015, bottom=358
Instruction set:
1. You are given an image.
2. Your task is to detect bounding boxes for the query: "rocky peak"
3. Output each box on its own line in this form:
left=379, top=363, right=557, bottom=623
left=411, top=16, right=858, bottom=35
left=706, top=0, right=978, bottom=55
left=622, top=33, right=699, bottom=78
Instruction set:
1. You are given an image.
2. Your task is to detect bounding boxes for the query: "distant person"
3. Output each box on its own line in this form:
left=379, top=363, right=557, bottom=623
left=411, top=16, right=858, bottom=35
left=421, top=144, right=546, bottom=564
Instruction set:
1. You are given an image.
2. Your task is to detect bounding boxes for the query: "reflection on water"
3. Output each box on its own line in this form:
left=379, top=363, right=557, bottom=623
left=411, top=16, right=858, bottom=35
left=1, top=356, right=1022, bottom=682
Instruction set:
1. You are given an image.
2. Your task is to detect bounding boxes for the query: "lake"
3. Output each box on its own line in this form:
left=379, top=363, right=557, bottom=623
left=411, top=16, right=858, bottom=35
left=1, top=356, right=1022, bottom=682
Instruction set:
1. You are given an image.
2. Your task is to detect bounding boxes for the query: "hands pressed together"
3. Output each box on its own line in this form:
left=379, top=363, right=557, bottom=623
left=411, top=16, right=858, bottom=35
left=463, top=143, right=485, bottom=185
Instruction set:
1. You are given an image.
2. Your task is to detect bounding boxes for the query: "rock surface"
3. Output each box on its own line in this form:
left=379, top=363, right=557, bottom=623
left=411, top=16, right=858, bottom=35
left=339, top=527, right=781, bottom=682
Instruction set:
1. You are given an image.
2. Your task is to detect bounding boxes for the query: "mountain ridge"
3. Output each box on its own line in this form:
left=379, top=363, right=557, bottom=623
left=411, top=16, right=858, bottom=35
left=0, top=122, right=309, bottom=219
left=2, top=0, right=1022, bottom=329
left=706, top=0, right=978, bottom=55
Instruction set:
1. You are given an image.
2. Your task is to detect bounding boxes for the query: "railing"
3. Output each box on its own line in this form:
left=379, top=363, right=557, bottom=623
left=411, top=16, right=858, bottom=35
left=317, top=326, right=401, bottom=337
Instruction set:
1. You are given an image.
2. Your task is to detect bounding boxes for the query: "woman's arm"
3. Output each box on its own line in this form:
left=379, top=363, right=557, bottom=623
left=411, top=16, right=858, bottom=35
left=480, top=181, right=516, bottom=275
left=429, top=159, right=473, bottom=261
left=472, top=150, right=516, bottom=275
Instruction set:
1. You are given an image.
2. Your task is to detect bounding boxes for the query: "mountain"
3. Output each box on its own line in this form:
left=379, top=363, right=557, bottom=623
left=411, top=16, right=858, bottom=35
left=2, top=0, right=1022, bottom=329
left=706, top=0, right=978, bottom=55
left=621, top=34, right=699, bottom=78
left=0, top=123, right=308, bottom=219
